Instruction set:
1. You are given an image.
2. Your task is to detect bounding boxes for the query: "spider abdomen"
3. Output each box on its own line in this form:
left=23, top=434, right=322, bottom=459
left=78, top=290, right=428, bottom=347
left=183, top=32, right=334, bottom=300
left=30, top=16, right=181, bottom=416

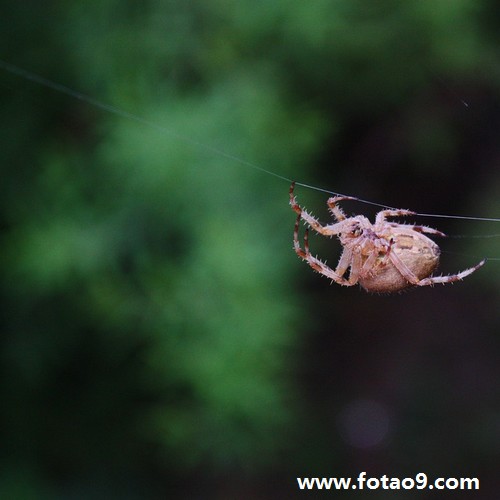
left=358, top=232, right=440, bottom=293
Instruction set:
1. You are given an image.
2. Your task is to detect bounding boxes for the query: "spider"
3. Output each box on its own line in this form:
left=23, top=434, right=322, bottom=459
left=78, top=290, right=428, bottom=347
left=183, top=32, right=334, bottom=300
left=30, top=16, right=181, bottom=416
left=289, top=182, right=485, bottom=293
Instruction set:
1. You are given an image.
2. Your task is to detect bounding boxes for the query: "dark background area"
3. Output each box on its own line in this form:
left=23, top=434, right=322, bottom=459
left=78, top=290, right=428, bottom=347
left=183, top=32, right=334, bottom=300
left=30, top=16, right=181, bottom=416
left=0, top=2, right=499, bottom=498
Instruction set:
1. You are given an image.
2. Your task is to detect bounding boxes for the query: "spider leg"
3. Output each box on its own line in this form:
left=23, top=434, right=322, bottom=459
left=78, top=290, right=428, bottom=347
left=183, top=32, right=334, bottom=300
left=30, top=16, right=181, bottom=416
left=346, top=251, right=362, bottom=285
left=388, top=222, right=446, bottom=238
left=361, top=248, right=382, bottom=277
left=377, top=208, right=447, bottom=237
left=356, top=236, right=392, bottom=279
left=408, top=225, right=446, bottom=237
left=335, top=246, right=354, bottom=279
left=411, top=259, right=486, bottom=286
left=327, top=196, right=356, bottom=222
left=290, top=182, right=348, bottom=236
left=289, top=181, right=302, bottom=215
left=376, top=208, right=416, bottom=225
left=293, top=212, right=307, bottom=259
left=386, top=250, right=431, bottom=286
left=387, top=249, right=485, bottom=287
left=293, top=214, right=356, bottom=286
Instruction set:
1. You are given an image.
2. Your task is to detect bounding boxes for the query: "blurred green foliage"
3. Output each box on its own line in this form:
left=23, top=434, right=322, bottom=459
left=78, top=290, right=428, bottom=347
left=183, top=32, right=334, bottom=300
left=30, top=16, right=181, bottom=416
left=1, top=1, right=499, bottom=498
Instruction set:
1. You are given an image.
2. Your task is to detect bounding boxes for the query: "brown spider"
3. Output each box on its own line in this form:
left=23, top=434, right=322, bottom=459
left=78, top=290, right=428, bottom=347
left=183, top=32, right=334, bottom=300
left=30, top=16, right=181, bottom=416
left=289, top=182, right=485, bottom=293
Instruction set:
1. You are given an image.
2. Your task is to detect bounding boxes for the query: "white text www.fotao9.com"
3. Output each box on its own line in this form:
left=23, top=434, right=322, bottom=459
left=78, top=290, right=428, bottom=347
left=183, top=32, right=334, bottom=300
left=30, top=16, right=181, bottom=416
left=297, top=472, right=479, bottom=491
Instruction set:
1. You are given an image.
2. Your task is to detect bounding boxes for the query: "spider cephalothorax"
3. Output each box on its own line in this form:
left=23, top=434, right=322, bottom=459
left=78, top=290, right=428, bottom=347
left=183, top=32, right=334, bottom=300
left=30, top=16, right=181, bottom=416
left=289, top=182, right=485, bottom=293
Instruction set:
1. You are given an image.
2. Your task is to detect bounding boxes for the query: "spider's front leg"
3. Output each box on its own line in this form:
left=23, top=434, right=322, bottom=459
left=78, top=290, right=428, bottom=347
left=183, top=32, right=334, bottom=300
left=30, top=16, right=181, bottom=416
left=327, top=195, right=356, bottom=222
left=293, top=213, right=358, bottom=286
left=289, top=181, right=301, bottom=214
left=289, top=182, right=346, bottom=237
left=375, top=208, right=416, bottom=225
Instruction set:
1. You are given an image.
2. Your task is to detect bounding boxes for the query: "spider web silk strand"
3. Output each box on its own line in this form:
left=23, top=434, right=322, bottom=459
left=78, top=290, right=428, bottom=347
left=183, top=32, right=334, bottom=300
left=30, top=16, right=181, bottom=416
left=1, top=59, right=500, bottom=224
